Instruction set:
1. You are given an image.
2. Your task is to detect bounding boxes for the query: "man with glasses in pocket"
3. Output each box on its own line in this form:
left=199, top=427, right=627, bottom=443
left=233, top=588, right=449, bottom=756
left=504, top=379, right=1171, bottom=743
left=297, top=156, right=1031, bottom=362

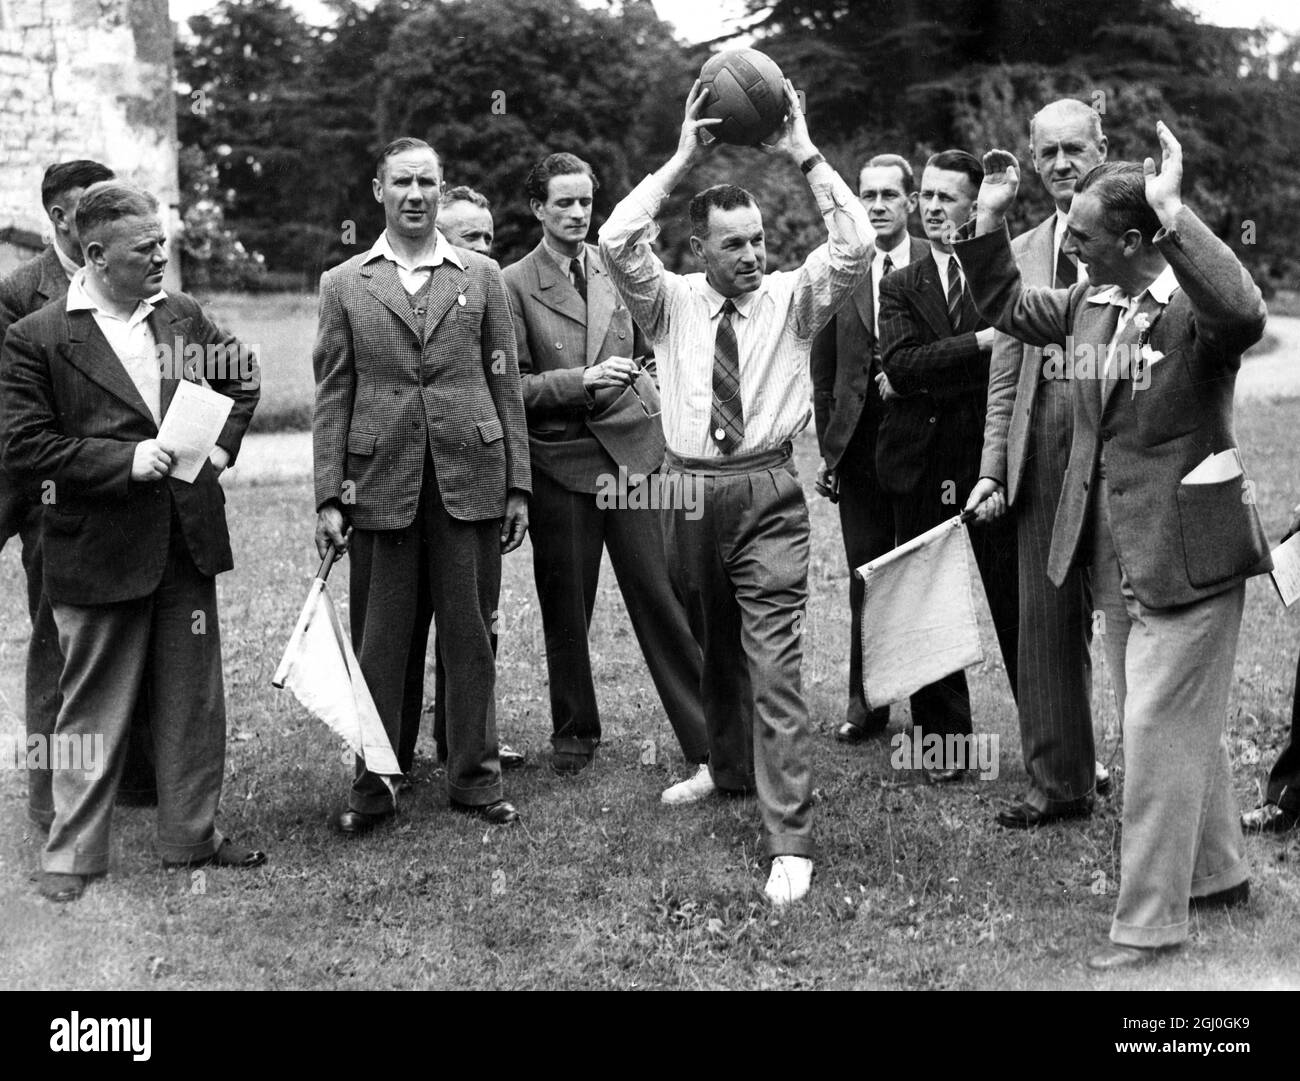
left=502, top=152, right=710, bottom=795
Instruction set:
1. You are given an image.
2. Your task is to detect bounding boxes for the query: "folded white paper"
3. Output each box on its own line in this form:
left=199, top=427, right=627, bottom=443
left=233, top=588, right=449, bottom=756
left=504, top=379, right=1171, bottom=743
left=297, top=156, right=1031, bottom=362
left=156, top=380, right=234, bottom=484
left=1181, top=447, right=1242, bottom=485
left=1271, top=533, right=1300, bottom=609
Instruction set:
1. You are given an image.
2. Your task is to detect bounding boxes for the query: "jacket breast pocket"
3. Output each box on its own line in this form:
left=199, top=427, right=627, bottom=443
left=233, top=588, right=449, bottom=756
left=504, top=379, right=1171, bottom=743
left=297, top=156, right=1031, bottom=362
left=1176, top=474, right=1269, bottom=588
left=1133, top=346, right=1199, bottom=445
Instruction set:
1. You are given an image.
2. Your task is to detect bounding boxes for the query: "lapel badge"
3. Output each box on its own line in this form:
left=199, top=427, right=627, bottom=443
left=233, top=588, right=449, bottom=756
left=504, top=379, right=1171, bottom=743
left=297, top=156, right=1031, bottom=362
left=457, top=292, right=467, bottom=306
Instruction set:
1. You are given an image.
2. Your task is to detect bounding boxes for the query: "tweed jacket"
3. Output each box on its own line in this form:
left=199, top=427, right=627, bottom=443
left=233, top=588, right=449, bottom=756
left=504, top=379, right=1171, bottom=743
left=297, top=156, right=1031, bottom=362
left=955, top=206, right=1270, bottom=609
left=312, top=244, right=530, bottom=529
left=502, top=241, right=663, bottom=490
left=874, top=253, right=991, bottom=497
left=811, top=234, right=930, bottom=473
left=0, top=291, right=260, bottom=605
left=977, top=213, right=1058, bottom=502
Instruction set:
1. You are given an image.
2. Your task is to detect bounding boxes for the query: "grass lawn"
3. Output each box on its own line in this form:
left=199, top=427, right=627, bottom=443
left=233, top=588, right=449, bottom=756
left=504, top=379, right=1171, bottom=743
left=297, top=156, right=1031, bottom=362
left=2, top=393, right=1299, bottom=990
left=194, top=291, right=319, bottom=435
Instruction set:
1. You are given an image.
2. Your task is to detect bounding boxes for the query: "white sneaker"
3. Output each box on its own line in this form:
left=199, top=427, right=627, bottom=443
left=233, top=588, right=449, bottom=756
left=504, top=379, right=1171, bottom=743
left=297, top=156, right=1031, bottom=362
left=660, top=764, right=716, bottom=806
left=765, top=856, right=813, bottom=906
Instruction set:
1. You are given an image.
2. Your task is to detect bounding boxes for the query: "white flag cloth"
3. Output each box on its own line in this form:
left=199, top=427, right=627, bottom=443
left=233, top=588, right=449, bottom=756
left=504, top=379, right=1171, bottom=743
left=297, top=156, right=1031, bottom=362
left=272, top=574, right=400, bottom=793
left=856, top=515, right=985, bottom=710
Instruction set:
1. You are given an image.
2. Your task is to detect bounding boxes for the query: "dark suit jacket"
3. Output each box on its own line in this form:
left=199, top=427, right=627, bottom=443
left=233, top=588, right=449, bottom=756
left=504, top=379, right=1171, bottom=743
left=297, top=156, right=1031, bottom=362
left=0, top=246, right=66, bottom=340
left=0, top=291, right=260, bottom=605
left=875, top=252, right=991, bottom=496
left=0, top=246, right=69, bottom=537
left=978, top=213, right=1057, bottom=502
left=956, top=206, right=1270, bottom=608
left=811, top=235, right=931, bottom=473
left=312, top=246, right=530, bottom=529
left=502, top=241, right=662, bottom=490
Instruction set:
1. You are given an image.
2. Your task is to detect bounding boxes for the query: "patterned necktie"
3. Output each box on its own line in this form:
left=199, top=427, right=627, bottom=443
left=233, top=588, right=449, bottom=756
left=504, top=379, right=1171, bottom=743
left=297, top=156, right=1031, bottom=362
left=1055, top=243, right=1078, bottom=289
left=571, top=257, right=587, bottom=304
left=945, top=257, right=963, bottom=331
left=710, top=299, right=744, bottom=453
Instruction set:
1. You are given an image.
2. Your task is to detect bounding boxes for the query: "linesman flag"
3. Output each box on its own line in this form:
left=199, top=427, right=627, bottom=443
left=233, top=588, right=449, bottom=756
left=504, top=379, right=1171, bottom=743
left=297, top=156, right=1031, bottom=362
left=856, top=513, right=985, bottom=710
left=272, top=546, right=400, bottom=797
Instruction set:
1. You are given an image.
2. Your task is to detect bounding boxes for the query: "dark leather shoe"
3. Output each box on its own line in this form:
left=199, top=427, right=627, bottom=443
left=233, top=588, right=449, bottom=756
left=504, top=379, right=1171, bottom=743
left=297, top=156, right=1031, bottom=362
left=500, top=743, right=526, bottom=770
left=1191, top=881, right=1249, bottom=910
left=551, top=750, right=593, bottom=775
left=997, top=797, right=1092, bottom=830
left=1087, top=943, right=1178, bottom=971
left=164, top=838, right=268, bottom=869
left=452, top=799, right=519, bottom=825
left=926, top=767, right=969, bottom=784
left=1241, top=803, right=1298, bottom=834
left=835, top=721, right=888, bottom=744
left=38, top=871, right=94, bottom=903
left=332, top=808, right=395, bottom=836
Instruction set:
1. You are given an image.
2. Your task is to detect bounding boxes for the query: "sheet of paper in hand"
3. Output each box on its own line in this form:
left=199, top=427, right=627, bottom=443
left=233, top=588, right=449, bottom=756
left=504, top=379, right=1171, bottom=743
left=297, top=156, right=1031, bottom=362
left=1270, top=533, right=1300, bottom=609
left=156, top=380, right=234, bottom=483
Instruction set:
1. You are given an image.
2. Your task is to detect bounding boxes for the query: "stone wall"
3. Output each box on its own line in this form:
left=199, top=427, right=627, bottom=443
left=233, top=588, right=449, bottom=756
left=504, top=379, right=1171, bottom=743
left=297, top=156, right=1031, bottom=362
left=0, top=0, right=178, bottom=281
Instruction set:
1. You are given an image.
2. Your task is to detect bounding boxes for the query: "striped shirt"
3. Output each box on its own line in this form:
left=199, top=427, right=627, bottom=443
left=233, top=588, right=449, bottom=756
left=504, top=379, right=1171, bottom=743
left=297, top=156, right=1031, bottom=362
left=598, top=164, right=874, bottom=457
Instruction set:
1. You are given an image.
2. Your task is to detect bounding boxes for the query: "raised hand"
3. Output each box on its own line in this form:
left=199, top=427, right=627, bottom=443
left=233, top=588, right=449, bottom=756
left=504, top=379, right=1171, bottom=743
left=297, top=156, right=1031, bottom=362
left=676, top=79, right=723, bottom=165
left=977, top=149, right=1021, bottom=223
left=1143, top=120, right=1184, bottom=225
left=760, top=79, right=816, bottom=161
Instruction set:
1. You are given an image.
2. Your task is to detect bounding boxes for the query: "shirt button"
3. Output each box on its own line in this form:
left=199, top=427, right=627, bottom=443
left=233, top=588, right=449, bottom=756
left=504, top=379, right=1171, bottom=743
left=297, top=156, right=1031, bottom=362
left=555, top=341, right=564, bottom=350
left=928, top=416, right=936, bottom=424
left=618, top=331, right=626, bottom=339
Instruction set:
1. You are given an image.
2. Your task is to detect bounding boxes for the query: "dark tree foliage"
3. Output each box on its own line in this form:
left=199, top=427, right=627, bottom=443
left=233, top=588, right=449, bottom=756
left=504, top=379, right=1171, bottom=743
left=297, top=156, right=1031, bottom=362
left=173, top=0, right=1300, bottom=288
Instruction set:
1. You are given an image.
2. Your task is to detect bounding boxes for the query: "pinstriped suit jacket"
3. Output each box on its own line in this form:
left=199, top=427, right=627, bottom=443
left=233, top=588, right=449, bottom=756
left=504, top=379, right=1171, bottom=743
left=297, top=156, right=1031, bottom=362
left=312, top=246, right=530, bottom=529
left=875, top=255, right=990, bottom=496
left=978, top=213, right=1057, bottom=502
left=503, top=241, right=662, bottom=490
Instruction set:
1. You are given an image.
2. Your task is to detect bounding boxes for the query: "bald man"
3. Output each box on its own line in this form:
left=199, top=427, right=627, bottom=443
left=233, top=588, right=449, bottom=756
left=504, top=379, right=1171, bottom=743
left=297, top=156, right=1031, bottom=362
left=438, top=186, right=495, bottom=256
left=966, top=99, right=1108, bottom=829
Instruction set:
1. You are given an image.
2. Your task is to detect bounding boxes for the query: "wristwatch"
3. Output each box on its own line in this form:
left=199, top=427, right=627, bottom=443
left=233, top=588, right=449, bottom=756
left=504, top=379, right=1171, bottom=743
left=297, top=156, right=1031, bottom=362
left=799, top=153, right=826, bottom=174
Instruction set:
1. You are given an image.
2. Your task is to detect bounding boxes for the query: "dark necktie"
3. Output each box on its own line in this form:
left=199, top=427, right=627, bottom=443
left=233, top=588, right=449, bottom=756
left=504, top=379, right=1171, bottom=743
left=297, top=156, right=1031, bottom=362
left=710, top=299, right=744, bottom=453
left=571, top=257, right=587, bottom=304
left=871, top=254, right=895, bottom=361
left=1055, top=244, right=1078, bottom=289
left=945, top=258, right=963, bottom=331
